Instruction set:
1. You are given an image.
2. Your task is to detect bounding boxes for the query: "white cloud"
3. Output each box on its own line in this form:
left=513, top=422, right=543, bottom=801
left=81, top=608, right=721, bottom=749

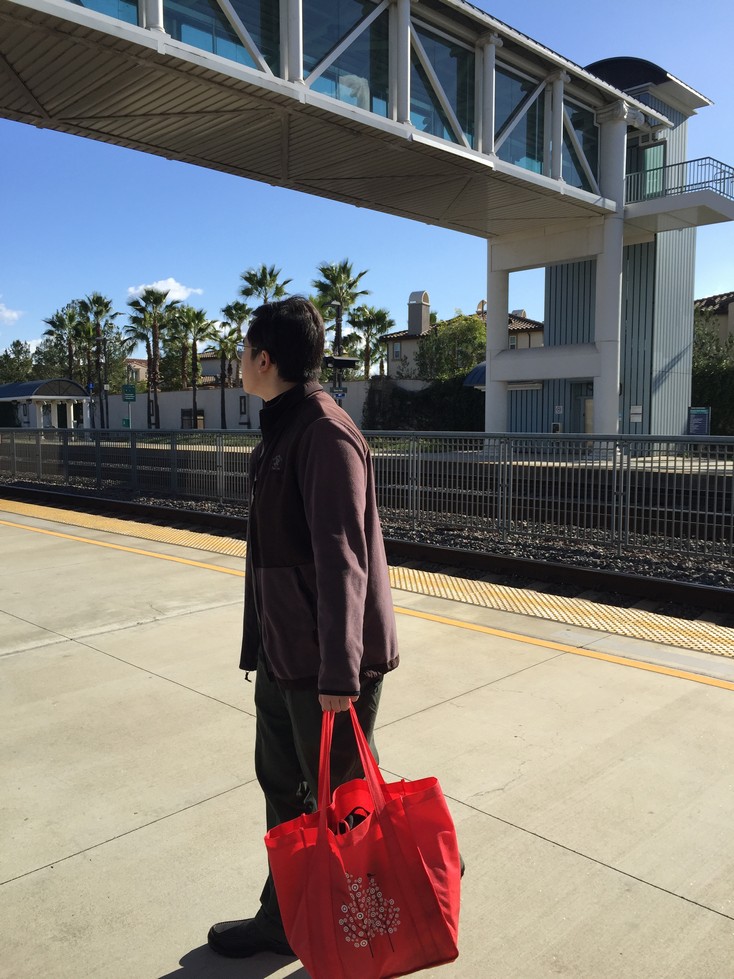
left=0, top=301, right=23, bottom=325
left=127, top=277, right=204, bottom=302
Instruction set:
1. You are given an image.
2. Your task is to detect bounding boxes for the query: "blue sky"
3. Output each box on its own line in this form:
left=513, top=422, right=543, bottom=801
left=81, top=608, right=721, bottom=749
left=1, top=0, right=733, bottom=352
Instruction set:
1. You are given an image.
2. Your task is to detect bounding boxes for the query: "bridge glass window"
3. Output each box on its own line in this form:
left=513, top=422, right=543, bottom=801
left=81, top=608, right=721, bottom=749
left=230, top=0, right=280, bottom=73
left=411, top=25, right=475, bottom=147
left=68, top=0, right=138, bottom=26
left=164, top=0, right=254, bottom=69
left=495, top=64, right=544, bottom=173
left=563, top=102, right=599, bottom=192
left=304, top=0, right=389, bottom=117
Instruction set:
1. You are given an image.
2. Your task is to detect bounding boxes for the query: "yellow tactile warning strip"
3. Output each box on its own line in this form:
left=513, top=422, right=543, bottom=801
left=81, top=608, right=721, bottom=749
left=1, top=498, right=732, bottom=659
left=388, top=566, right=734, bottom=657
left=0, top=498, right=247, bottom=556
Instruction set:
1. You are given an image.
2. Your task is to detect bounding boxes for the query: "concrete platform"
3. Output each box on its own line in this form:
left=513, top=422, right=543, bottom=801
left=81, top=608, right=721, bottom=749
left=2, top=508, right=734, bottom=978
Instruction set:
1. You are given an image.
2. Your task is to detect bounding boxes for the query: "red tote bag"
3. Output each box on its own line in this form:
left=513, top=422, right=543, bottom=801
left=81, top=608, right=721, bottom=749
left=265, top=704, right=461, bottom=979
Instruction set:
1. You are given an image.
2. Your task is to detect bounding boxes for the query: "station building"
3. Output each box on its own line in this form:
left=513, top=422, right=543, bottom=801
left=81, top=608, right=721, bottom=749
left=1, top=0, right=732, bottom=434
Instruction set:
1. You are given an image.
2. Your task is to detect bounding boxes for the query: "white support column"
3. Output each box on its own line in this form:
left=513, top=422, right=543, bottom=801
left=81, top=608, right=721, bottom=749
left=479, top=33, right=501, bottom=155
left=550, top=71, right=569, bottom=181
left=49, top=401, right=59, bottom=429
left=67, top=401, right=76, bottom=428
left=283, top=0, right=303, bottom=84
left=485, top=254, right=509, bottom=433
left=82, top=399, right=91, bottom=429
left=144, top=0, right=165, bottom=33
left=34, top=402, right=44, bottom=429
left=593, top=101, right=642, bottom=435
left=392, top=0, right=411, bottom=124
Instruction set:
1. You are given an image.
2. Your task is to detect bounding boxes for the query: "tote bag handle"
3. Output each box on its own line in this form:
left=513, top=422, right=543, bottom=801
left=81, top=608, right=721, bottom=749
left=317, top=705, right=387, bottom=819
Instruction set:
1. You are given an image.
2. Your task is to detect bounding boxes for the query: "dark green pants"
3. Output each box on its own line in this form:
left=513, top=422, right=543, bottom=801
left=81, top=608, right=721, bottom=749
left=253, top=659, right=383, bottom=943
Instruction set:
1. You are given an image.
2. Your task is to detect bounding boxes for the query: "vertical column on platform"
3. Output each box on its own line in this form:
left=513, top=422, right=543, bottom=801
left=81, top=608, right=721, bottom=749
left=550, top=71, right=569, bottom=181
left=144, top=0, right=165, bottom=33
left=83, top=400, right=91, bottom=429
left=282, top=0, right=303, bottom=84
left=478, top=33, right=501, bottom=156
left=49, top=401, right=59, bottom=429
left=390, top=0, right=412, bottom=124
left=593, top=101, right=640, bottom=435
left=34, top=401, right=44, bottom=430
left=485, top=258, right=509, bottom=433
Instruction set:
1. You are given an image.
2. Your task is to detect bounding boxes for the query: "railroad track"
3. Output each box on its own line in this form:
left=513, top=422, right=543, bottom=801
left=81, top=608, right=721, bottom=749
left=1, top=484, right=732, bottom=625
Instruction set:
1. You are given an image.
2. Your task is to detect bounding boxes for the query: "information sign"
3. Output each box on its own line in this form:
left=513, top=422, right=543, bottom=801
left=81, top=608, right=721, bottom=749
left=687, top=407, right=710, bottom=436
left=122, top=384, right=137, bottom=402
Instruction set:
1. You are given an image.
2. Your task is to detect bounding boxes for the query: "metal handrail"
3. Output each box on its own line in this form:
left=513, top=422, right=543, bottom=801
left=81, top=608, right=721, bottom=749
left=625, top=156, right=734, bottom=204
left=1, top=429, right=733, bottom=559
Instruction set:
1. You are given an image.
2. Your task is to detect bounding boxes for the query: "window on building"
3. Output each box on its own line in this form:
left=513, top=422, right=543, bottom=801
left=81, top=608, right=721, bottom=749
left=392, top=342, right=402, bottom=360
left=562, top=101, right=599, bottom=192
left=68, top=0, right=138, bottom=25
left=410, top=23, right=475, bottom=146
left=508, top=335, right=517, bottom=349
left=181, top=409, right=205, bottom=430
left=303, top=0, right=389, bottom=116
left=239, top=395, right=248, bottom=415
left=495, top=65, right=544, bottom=173
left=164, top=0, right=266, bottom=69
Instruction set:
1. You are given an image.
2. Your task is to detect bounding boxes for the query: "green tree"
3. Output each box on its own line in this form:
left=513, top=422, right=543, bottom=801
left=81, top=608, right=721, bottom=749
left=239, top=264, right=291, bottom=304
left=43, top=302, right=84, bottom=382
left=126, top=289, right=180, bottom=428
left=78, top=293, right=120, bottom=428
left=691, top=308, right=734, bottom=435
left=32, top=335, right=68, bottom=379
left=212, top=301, right=252, bottom=428
left=311, top=259, right=370, bottom=349
left=0, top=340, right=34, bottom=383
left=177, top=306, right=219, bottom=427
left=160, top=311, right=191, bottom=392
left=414, top=314, right=486, bottom=381
left=345, top=305, right=395, bottom=378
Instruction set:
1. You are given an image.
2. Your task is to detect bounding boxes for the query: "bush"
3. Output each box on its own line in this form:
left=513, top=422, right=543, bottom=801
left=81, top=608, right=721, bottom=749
left=363, top=376, right=484, bottom=431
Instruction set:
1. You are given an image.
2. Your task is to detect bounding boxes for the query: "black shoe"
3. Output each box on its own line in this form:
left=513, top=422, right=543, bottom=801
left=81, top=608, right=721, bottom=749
left=207, top=918, right=294, bottom=958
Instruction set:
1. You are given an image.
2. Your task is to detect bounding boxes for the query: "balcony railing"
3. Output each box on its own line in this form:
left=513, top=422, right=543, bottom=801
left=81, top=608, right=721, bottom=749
left=625, top=157, right=734, bottom=205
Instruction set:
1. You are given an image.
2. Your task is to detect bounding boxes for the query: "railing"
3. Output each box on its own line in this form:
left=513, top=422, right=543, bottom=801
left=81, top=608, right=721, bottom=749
left=625, top=156, right=734, bottom=205
left=1, top=430, right=733, bottom=560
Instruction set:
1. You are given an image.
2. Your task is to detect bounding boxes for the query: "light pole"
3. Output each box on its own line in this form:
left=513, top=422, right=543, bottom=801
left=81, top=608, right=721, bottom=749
left=328, top=301, right=343, bottom=399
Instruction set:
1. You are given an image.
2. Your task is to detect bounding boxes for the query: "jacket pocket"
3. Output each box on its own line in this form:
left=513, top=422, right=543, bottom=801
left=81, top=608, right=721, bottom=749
left=257, top=563, right=320, bottom=678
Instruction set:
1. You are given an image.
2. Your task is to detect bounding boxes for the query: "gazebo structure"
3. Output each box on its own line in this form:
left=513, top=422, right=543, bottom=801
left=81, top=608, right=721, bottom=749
left=0, top=379, right=92, bottom=429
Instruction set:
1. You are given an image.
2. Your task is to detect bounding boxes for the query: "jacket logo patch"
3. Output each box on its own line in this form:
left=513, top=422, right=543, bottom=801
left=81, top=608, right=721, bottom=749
left=271, top=454, right=283, bottom=471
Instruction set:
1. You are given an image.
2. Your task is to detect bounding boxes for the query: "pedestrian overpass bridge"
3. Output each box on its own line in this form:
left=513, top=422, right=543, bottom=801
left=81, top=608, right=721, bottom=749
left=2, top=0, right=733, bottom=435
left=0, top=0, right=650, bottom=239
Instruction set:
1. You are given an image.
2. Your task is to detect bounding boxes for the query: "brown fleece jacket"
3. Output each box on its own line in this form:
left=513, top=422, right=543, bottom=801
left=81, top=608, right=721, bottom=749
left=240, top=381, right=398, bottom=695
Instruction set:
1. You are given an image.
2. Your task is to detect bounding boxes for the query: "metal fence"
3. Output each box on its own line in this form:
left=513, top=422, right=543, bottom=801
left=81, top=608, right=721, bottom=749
left=625, top=156, right=734, bottom=205
left=1, top=429, right=733, bottom=559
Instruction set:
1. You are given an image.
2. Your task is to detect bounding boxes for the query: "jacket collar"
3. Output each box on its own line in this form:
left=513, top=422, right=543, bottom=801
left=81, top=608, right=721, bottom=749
left=259, top=381, right=322, bottom=442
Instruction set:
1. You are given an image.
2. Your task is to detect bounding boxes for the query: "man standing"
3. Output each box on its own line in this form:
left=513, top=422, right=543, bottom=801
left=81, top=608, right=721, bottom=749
left=208, top=296, right=399, bottom=959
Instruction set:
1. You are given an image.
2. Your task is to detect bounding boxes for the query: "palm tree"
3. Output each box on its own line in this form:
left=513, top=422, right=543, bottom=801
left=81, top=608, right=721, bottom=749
left=311, top=259, right=370, bottom=355
left=177, top=306, right=219, bottom=428
left=205, top=316, right=247, bottom=430
left=345, top=305, right=395, bottom=378
left=127, top=289, right=180, bottom=429
left=43, top=302, right=83, bottom=382
left=214, top=301, right=252, bottom=428
left=79, top=293, right=119, bottom=428
left=239, top=264, right=291, bottom=304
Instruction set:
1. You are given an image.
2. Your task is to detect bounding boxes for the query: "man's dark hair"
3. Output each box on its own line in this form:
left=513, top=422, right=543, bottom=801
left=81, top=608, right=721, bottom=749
left=246, top=296, right=324, bottom=383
